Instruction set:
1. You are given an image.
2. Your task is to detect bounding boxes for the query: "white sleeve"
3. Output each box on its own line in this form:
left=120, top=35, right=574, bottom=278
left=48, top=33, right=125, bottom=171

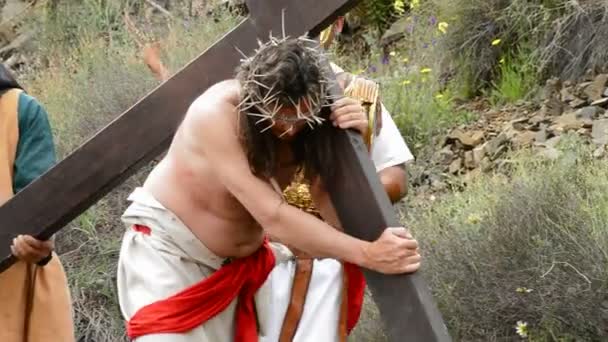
left=370, top=104, right=414, bottom=171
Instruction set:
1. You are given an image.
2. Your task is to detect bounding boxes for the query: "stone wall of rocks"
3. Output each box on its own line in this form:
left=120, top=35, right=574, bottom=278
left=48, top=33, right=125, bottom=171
left=412, top=74, right=608, bottom=194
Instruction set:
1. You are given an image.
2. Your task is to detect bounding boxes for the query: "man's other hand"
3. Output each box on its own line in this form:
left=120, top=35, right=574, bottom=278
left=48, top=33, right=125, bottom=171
left=362, top=227, right=421, bottom=274
left=11, top=235, right=54, bottom=264
left=330, top=97, right=369, bottom=136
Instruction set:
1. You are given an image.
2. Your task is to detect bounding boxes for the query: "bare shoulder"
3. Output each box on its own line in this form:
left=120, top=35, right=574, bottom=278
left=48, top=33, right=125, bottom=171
left=177, top=79, right=244, bottom=160
left=186, top=79, right=240, bottom=128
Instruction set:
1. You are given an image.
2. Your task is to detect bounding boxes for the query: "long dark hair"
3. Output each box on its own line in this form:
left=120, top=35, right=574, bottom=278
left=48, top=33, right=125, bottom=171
left=0, top=64, right=23, bottom=94
left=238, top=107, right=339, bottom=183
left=236, top=39, right=341, bottom=182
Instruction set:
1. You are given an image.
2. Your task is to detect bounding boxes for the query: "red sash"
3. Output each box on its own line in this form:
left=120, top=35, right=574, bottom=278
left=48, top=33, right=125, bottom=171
left=127, top=226, right=276, bottom=342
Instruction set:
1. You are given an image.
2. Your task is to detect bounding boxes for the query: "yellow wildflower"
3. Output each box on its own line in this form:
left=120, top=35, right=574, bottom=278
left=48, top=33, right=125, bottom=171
left=435, top=94, right=444, bottom=99
left=402, top=79, right=411, bottom=85
left=515, top=321, right=528, bottom=338
left=516, top=287, right=534, bottom=293
left=394, top=0, right=406, bottom=14
left=467, top=213, right=481, bottom=224
left=438, top=22, right=449, bottom=34
left=402, top=57, right=409, bottom=63
left=411, top=0, right=420, bottom=8
left=499, top=57, right=505, bottom=64
left=491, top=38, right=502, bottom=46
left=420, top=67, right=432, bottom=74
left=389, top=51, right=397, bottom=57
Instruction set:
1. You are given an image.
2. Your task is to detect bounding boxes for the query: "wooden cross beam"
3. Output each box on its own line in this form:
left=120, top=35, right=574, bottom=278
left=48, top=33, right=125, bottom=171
left=0, top=1, right=451, bottom=340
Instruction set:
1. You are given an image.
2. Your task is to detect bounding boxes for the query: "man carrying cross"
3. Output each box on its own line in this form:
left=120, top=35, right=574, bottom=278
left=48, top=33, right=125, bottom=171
left=117, top=36, right=421, bottom=341
left=262, top=71, right=416, bottom=342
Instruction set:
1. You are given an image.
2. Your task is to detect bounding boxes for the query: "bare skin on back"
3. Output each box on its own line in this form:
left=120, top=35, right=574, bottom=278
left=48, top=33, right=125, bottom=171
left=145, top=78, right=420, bottom=274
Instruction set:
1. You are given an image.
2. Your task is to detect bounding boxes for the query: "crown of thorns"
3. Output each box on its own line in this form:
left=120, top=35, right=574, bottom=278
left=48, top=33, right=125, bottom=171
left=236, top=34, right=340, bottom=134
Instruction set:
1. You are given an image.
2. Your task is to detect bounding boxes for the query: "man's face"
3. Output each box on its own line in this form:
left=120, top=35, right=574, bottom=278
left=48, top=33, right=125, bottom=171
left=267, top=99, right=315, bottom=141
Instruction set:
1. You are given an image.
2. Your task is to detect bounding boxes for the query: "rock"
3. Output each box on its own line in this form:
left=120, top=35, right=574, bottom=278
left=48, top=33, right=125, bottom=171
left=560, top=87, right=576, bottom=102
left=0, top=31, right=32, bottom=57
left=480, top=157, right=493, bottom=172
left=430, top=179, right=448, bottom=191
left=604, top=88, right=608, bottom=97
left=576, top=81, right=593, bottom=98
left=464, top=151, right=476, bottom=169
left=436, top=146, right=455, bottom=165
left=473, top=144, right=486, bottom=164
left=577, top=127, right=590, bottom=136
left=584, top=74, right=608, bottom=101
left=491, top=144, right=508, bottom=160
left=570, top=97, right=587, bottom=109
left=542, top=77, right=561, bottom=100
left=576, top=106, right=599, bottom=120
left=550, top=113, right=586, bottom=132
left=583, top=69, right=595, bottom=82
left=538, top=147, right=560, bottom=160
left=593, top=146, right=605, bottom=159
left=449, top=158, right=462, bottom=174
left=1, top=0, right=29, bottom=22
left=469, top=131, right=485, bottom=146
left=535, top=128, right=548, bottom=143
left=591, top=97, right=608, bottom=107
left=592, top=119, right=608, bottom=146
left=544, top=136, right=562, bottom=148
left=510, top=117, right=529, bottom=130
left=463, top=168, right=482, bottom=184
left=447, top=129, right=484, bottom=148
left=485, top=131, right=509, bottom=157
left=529, top=114, right=548, bottom=126
left=540, top=96, right=564, bottom=116
left=512, top=131, right=537, bottom=148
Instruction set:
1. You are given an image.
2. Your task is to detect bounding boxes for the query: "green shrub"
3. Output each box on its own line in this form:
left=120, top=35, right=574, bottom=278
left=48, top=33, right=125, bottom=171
left=408, top=136, right=608, bottom=340
left=381, top=71, right=476, bottom=154
left=489, top=46, right=538, bottom=105
left=426, top=0, right=608, bottom=95
left=538, top=1, right=608, bottom=81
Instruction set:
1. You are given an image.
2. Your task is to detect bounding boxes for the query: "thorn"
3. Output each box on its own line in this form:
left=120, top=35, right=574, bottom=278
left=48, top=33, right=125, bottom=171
left=260, top=121, right=275, bottom=133
left=281, top=8, right=287, bottom=39
left=279, top=124, right=293, bottom=138
left=233, top=45, right=249, bottom=59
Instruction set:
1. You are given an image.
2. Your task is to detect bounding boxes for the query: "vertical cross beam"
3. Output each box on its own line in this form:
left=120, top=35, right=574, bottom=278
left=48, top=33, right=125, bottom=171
left=0, top=1, right=451, bottom=340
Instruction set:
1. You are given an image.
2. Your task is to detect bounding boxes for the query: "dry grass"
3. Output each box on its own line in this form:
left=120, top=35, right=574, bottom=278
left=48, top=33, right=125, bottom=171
left=18, top=2, right=240, bottom=340
left=406, top=135, right=608, bottom=340
left=539, top=1, right=608, bottom=80
left=15, top=1, right=608, bottom=341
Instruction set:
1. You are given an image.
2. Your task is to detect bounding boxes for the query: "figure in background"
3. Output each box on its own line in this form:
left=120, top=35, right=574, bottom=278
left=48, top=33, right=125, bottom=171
left=0, top=64, right=74, bottom=342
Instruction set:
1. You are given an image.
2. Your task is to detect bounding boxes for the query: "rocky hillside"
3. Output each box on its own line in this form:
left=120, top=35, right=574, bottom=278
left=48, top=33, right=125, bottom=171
left=0, top=0, right=37, bottom=72
left=412, top=73, right=608, bottom=195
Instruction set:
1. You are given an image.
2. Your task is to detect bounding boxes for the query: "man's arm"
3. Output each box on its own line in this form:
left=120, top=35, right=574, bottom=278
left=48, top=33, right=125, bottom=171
left=333, top=70, right=411, bottom=203
left=371, top=103, right=414, bottom=202
left=184, top=88, right=417, bottom=274
left=379, top=163, right=408, bottom=203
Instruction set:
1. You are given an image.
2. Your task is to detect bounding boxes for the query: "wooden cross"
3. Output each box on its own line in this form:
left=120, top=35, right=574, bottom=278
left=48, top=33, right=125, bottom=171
left=0, top=1, right=451, bottom=340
